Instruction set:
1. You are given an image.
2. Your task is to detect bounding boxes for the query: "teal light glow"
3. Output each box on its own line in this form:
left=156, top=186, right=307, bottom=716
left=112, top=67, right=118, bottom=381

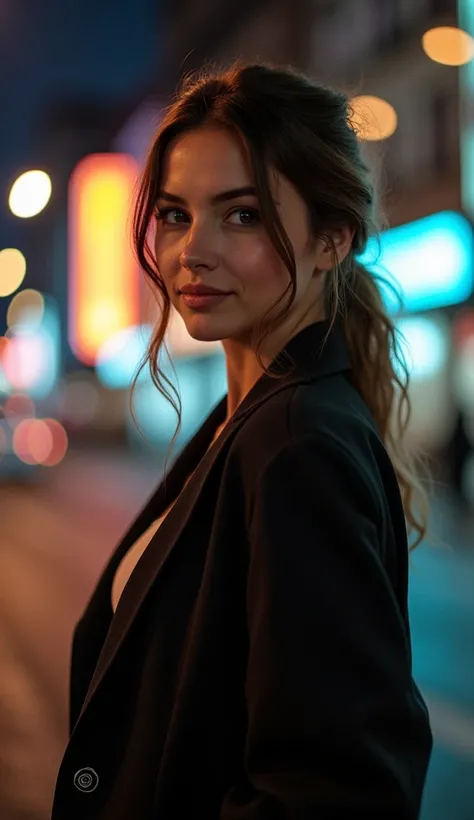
left=128, top=358, right=211, bottom=448
left=358, top=211, right=474, bottom=314
left=96, top=324, right=152, bottom=389
left=395, top=315, right=449, bottom=381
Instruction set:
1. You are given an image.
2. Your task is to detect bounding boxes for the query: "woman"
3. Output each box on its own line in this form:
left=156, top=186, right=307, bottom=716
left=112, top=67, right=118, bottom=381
left=52, top=62, right=432, bottom=819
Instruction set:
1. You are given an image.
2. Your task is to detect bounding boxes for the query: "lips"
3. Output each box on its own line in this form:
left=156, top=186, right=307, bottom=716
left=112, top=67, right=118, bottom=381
left=179, top=284, right=230, bottom=296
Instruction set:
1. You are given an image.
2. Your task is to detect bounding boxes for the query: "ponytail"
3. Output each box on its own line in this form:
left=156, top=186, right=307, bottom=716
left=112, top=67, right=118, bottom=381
left=329, top=259, right=430, bottom=550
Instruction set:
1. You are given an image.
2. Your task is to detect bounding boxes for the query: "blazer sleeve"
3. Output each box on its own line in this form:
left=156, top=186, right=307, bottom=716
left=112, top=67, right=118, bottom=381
left=220, top=434, right=432, bottom=820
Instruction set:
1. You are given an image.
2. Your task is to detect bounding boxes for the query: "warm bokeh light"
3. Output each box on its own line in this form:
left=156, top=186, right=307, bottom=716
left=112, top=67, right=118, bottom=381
left=41, top=418, right=68, bottom=466
left=4, top=393, right=35, bottom=428
left=8, top=170, right=52, bottom=218
left=68, top=153, right=140, bottom=365
left=26, top=419, right=53, bottom=463
left=7, top=288, right=45, bottom=331
left=422, top=26, right=474, bottom=66
left=349, top=95, right=398, bottom=141
left=0, top=335, right=9, bottom=360
left=0, top=248, right=27, bottom=297
left=12, top=418, right=42, bottom=464
left=12, top=417, right=67, bottom=465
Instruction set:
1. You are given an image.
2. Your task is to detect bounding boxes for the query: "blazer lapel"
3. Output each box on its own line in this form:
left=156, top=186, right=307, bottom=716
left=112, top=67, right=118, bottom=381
left=77, top=396, right=236, bottom=723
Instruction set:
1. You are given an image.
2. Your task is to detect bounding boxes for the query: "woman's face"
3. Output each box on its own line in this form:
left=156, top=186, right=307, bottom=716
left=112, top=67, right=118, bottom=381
left=154, top=125, right=336, bottom=346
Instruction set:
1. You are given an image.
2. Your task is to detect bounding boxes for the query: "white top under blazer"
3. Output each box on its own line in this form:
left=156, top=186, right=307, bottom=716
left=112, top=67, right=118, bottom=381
left=110, top=420, right=226, bottom=613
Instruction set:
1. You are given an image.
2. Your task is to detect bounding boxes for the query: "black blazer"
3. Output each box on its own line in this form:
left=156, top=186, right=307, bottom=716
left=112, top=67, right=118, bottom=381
left=52, top=320, right=432, bottom=820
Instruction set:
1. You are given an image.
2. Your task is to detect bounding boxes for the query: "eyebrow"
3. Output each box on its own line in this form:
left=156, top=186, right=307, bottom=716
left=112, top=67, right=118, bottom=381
left=156, top=186, right=259, bottom=206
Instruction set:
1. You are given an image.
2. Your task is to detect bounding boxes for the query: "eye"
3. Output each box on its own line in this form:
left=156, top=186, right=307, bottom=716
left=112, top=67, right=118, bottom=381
left=154, top=207, right=189, bottom=225
left=226, top=207, right=260, bottom=226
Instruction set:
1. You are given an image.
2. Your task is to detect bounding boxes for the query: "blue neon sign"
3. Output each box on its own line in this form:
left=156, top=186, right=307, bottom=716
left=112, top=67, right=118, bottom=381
left=358, top=210, right=474, bottom=314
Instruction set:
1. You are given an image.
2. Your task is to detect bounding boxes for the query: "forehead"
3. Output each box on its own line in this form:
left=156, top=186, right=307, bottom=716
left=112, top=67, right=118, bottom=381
left=158, top=125, right=305, bottom=215
left=160, top=126, right=253, bottom=190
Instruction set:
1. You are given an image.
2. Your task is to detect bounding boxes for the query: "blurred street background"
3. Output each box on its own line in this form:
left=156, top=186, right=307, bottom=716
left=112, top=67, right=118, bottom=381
left=1, top=1, right=474, bottom=818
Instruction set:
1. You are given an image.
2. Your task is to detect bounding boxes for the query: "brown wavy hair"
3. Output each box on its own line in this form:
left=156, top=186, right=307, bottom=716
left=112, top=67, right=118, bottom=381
left=132, top=60, right=430, bottom=549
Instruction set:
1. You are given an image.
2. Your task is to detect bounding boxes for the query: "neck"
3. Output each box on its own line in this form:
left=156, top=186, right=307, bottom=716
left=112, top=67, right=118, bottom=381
left=221, top=309, right=325, bottom=419
left=221, top=340, right=265, bottom=419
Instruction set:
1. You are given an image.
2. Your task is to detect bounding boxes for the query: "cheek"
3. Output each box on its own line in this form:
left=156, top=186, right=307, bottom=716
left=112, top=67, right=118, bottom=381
left=154, top=237, right=180, bottom=282
left=237, top=236, right=289, bottom=291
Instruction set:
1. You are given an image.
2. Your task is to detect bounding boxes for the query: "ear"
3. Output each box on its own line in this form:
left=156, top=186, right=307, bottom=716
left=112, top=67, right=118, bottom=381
left=314, top=226, right=355, bottom=272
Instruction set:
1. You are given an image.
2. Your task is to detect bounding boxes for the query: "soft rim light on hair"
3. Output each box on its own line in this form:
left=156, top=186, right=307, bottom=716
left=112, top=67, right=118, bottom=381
left=350, top=95, right=398, bottom=141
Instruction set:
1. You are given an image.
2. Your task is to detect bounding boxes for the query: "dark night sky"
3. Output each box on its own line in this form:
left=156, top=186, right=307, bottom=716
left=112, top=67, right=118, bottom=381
left=0, top=0, right=159, bottom=247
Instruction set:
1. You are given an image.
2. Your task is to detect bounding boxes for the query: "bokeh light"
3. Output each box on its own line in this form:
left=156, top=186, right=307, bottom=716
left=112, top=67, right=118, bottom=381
left=0, top=248, right=27, bottom=297
left=395, top=314, right=453, bottom=450
left=359, top=211, right=474, bottom=314
left=12, top=417, right=68, bottom=466
left=13, top=419, right=45, bottom=464
left=2, top=331, right=51, bottom=391
left=0, top=336, right=9, bottom=359
left=96, top=324, right=151, bottom=389
left=396, top=315, right=448, bottom=380
left=350, top=95, right=398, bottom=141
left=8, top=170, right=52, bottom=218
left=41, top=419, right=68, bottom=466
left=422, top=26, right=474, bottom=67
left=7, top=289, right=45, bottom=332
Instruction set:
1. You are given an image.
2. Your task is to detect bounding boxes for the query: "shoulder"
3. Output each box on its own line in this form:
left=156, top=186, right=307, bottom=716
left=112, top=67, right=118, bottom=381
left=232, top=373, right=386, bottom=472
left=229, top=374, right=401, bottom=520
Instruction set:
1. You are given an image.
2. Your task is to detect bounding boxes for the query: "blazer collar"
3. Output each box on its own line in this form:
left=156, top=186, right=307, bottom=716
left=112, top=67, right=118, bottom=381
left=232, top=318, right=351, bottom=422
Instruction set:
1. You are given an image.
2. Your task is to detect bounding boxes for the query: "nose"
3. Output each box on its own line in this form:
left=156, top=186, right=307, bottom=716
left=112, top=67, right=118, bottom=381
left=179, top=224, right=219, bottom=272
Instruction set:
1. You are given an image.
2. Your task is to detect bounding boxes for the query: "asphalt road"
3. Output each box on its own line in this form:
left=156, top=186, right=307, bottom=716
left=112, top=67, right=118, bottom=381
left=0, top=451, right=473, bottom=820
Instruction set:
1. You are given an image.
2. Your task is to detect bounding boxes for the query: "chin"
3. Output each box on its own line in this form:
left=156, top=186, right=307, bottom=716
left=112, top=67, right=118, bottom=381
left=181, top=313, right=242, bottom=344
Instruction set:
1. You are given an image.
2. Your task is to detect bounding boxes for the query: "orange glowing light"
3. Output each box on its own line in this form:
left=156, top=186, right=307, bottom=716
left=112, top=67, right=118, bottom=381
left=68, top=153, right=140, bottom=365
left=0, top=336, right=9, bottom=359
left=422, top=26, right=474, bottom=67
